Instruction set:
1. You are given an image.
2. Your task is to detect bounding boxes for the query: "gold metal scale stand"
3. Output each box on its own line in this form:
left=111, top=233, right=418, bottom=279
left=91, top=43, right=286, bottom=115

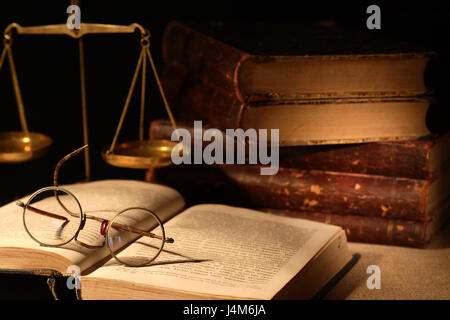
left=0, top=21, right=178, bottom=180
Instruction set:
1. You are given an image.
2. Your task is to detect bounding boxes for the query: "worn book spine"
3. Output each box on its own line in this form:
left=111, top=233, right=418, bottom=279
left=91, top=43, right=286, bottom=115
left=260, top=209, right=433, bottom=248
left=0, top=269, right=77, bottom=300
left=163, top=21, right=250, bottom=102
left=146, top=158, right=433, bottom=221
left=220, top=165, right=432, bottom=221
left=162, top=66, right=247, bottom=130
left=150, top=118, right=447, bottom=180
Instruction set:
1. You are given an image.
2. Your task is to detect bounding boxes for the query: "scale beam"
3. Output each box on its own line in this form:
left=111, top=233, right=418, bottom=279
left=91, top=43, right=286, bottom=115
left=4, top=23, right=148, bottom=39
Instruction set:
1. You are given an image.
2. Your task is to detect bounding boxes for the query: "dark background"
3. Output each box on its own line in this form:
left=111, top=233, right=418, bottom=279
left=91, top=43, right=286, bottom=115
left=0, top=0, right=449, bottom=300
left=0, top=1, right=449, bottom=202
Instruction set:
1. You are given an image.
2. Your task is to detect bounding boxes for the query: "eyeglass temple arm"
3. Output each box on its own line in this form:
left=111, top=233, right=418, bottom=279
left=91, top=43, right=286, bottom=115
left=16, top=201, right=68, bottom=222
left=53, top=145, right=88, bottom=189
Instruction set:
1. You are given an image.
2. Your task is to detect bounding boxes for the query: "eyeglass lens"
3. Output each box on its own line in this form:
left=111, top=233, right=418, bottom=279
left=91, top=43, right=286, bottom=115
left=106, top=208, right=165, bottom=267
left=23, top=188, right=83, bottom=246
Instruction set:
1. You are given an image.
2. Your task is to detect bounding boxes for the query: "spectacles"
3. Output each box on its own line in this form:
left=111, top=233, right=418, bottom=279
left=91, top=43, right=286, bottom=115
left=16, top=145, right=174, bottom=267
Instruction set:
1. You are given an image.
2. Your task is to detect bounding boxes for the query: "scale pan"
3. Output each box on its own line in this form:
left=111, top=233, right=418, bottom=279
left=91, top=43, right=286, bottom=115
left=0, top=131, right=53, bottom=163
left=102, top=140, right=179, bottom=169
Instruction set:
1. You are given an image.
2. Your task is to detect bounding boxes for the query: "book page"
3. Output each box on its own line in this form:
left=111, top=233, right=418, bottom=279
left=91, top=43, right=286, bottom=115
left=86, top=204, right=341, bottom=299
left=0, top=180, right=185, bottom=273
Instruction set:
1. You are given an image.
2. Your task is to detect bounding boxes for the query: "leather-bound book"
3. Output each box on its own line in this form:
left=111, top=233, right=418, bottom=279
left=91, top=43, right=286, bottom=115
left=149, top=119, right=450, bottom=180
left=163, top=20, right=436, bottom=104
left=219, top=165, right=450, bottom=222
left=261, top=197, right=450, bottom=248
left=163, top=72, right=443, bottom=146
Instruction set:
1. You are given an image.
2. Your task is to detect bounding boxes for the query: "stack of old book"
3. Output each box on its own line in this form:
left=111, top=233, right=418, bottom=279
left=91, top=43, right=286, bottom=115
left=147, top=20, right=450, bottom=248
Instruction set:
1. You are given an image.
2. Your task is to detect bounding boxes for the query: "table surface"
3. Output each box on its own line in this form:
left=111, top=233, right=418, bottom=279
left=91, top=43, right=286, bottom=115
left=325, top=220, right=450, bottom=300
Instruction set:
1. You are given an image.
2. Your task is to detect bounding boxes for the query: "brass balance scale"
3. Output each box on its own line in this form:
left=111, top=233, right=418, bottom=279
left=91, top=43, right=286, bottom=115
left=0, top=21, right=179, bottom=179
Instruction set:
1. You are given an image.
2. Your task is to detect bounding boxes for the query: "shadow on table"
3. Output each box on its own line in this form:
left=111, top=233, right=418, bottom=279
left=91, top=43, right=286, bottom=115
left=323, top=250, right=383, bottom=300
left=428, top=219, right=450, bottom=249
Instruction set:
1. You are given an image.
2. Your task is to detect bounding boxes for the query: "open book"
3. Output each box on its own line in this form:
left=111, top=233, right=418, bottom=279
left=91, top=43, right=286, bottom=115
left=0, top=179, right=354, bottom=299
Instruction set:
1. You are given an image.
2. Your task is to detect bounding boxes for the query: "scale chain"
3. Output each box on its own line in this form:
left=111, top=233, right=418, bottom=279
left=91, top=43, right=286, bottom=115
left=0, top=46, right=7, bottom=73
left=6, top=43, right=29, bottom=134
left=108, top=47, right=145, bottom=153
left=145, top=47, right=178, bottom=135
left=139, top=41, right=147, bottom=141
left=78, top=38, right=90, bottom=181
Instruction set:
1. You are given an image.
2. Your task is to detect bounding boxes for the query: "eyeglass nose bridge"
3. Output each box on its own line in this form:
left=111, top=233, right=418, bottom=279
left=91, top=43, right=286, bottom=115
left=57, top=196, right=88, bottom=244
left=72, top=214, right=108, bottom=249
